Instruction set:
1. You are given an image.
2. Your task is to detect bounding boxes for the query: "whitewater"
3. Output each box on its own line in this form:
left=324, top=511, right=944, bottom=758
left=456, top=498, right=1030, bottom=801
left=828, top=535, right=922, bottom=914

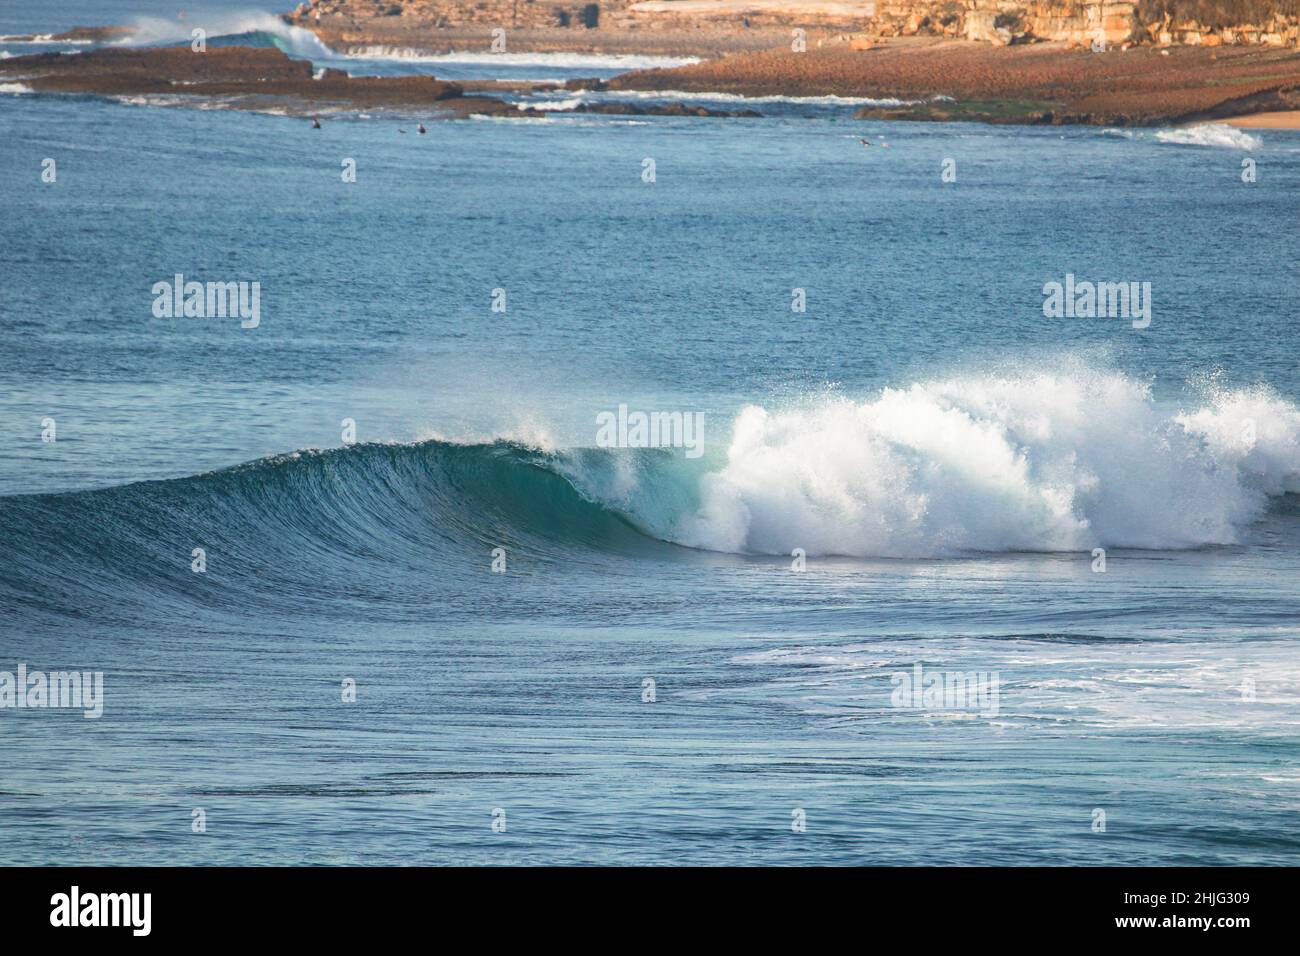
left=649, top=368, right=1300, bottom=557
left=7, top=365, right=1294, bottom=570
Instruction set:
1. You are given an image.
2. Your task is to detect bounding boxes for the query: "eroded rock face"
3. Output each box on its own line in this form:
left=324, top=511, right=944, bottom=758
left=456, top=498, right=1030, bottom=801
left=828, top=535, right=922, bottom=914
left=609, top=31, right=1300, bottom=124
left=290, top=0, right=625, bottom=30
left=286, top=0, right=1300, bottom=47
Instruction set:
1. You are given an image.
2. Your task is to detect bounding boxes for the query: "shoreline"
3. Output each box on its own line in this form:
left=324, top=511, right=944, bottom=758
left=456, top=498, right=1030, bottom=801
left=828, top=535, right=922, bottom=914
left=610, top=38, right=1300, bottom=126
left=0, top=45, right=529, bottom=119
left=299, top=23, right=801, bottom=58
left=5, top=17, right=1300, bottom=127
left=280, top=4, right=1300, bottom=126
left=0, top=45, right=764, bottom=120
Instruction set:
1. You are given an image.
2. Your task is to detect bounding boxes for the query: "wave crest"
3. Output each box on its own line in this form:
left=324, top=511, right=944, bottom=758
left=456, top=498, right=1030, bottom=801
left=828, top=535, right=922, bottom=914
left=665, top=369, right=1300, bottom=557
left=117, top=13, right=336, bottom=60
left=3, top=369, right=1297, bottom=584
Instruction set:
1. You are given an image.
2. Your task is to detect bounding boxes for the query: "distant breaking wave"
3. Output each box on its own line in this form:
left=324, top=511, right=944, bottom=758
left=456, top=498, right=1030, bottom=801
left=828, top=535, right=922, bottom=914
left=1104, top=123, right=1261, bottom=150
left=109, top=17, right=699, bottom=75
left=0, top=34, right=93, bottom=44
left=116, top=12, right=337, bottom=61
left=1155, top=123, right=1261, bottom=150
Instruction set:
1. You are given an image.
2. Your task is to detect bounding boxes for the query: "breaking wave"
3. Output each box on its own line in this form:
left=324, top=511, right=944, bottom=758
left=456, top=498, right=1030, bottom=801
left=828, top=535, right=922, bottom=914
left=1154, top=123, right=1262, bottom=149
left=669, top=368, right=1299, bottom=557
left=1102, top=123, right=1262, bottom=149
left=116, top=12, right=337, bottom=60
left=2, top=367, right=1297, bottom=604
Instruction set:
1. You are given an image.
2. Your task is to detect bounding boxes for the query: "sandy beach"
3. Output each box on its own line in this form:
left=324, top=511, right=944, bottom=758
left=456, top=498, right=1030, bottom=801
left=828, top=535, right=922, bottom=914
left=1224, top=110, right=1300, bottom=128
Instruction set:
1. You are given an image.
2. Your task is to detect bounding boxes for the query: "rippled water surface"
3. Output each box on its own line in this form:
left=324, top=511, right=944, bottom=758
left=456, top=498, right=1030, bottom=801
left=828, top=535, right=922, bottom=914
left=2, top=8, right=1299, bottom=865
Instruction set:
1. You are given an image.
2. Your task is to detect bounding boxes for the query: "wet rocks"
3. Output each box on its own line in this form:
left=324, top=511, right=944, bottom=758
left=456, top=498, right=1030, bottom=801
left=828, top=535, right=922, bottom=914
left=0, top=44, right=525, bottom=117
left=570, top=100, right=761, bottom=116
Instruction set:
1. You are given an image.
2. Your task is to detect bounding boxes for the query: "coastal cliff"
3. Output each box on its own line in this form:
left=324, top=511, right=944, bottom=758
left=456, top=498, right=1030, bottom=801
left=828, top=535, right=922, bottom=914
left=285, top=0, right=1300, bottom=49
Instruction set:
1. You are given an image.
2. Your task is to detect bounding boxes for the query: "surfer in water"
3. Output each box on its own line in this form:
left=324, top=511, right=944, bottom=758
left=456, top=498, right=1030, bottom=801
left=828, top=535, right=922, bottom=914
left=859, top=138, right=871, bottom=147
left=311, top=115, right=321, bottom=129
left=418, top=123, right=426, bottom=134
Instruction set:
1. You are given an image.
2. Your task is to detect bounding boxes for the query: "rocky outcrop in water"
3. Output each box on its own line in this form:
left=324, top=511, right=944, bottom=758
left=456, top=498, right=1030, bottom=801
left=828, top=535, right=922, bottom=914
left=611, top=36, right=1300, bottom=125
left=0, top=45, right=524, bottom=117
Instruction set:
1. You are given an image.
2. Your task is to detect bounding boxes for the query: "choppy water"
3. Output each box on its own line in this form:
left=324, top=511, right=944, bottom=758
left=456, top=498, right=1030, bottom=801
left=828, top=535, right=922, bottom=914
left=2, top=7, right=1299, bottom=865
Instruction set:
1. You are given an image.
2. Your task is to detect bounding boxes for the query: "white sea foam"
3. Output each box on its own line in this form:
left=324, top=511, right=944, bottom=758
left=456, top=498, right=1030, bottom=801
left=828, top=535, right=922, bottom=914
left=581, top=88, right=917, bottom=107
left=114, top=92, right=252, bottom=110
left=1102, top=124, right=1261, bottom=150
left=729, top=636, right=1300, bottom=731
left=626, top=365, right=1300, bottom=558
left=1154, top=123, right=1261, bottom=150
left=341, top=47, right=700, bottom=70
left=468, top=112, right=551, bottom=122
left=0, top=82, right=33, bottom=94
left=114, top=93, right=191, bottom=107
left=520, top=96, right=583, bottom=112
left=0, top=34, right=91, bottom=44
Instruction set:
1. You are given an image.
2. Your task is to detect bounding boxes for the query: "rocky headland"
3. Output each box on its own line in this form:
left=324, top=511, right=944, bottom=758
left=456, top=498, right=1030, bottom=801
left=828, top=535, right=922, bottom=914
left=7, top=1, right=1300, bottom=125
left=278, top=0, right=1300, bottom=125
left=609, top=35, right=1300, bottom=125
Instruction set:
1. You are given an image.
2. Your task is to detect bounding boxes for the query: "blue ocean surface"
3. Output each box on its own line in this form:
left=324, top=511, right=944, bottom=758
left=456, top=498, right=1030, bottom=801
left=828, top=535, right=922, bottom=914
left=2, top=6, right=1299, bottom=865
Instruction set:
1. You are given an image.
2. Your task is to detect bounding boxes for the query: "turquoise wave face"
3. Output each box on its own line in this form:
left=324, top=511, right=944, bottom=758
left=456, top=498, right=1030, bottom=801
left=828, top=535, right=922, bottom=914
left=0, top=440, right=690, bottom=625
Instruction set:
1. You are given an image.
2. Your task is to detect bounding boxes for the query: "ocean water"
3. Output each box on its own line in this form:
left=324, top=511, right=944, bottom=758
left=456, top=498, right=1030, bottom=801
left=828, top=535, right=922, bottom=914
left=2, top=11, right=1300, bottom=866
